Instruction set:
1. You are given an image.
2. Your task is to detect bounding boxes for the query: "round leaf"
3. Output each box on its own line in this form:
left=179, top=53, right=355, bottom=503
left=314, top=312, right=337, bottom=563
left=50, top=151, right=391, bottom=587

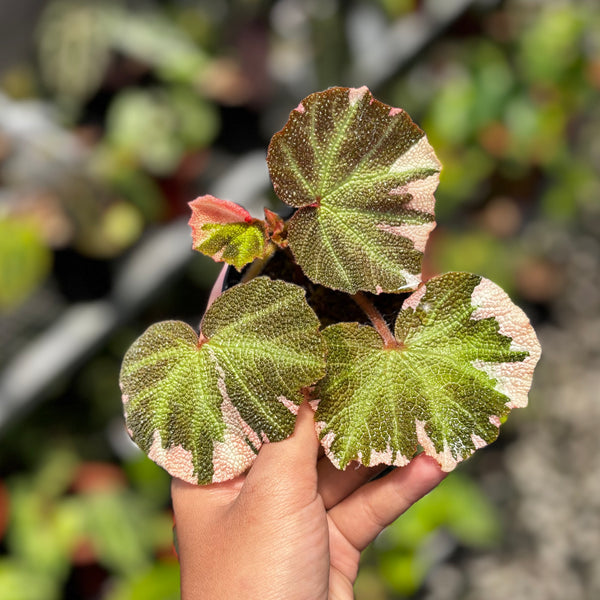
left=315, top=272, right=541, bottom=471
left=267, top=86, right=441, bottom=294
left=120, top=277, right=326, bottom=484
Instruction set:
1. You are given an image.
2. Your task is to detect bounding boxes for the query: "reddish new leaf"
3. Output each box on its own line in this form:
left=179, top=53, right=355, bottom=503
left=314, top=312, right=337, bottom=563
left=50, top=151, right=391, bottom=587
left=188, top=195, right=269, bottom=270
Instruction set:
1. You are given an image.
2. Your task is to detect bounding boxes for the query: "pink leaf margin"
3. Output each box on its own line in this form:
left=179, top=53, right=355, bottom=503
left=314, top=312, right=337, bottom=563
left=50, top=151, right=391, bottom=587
left=468, top=277, right=542, bottom=410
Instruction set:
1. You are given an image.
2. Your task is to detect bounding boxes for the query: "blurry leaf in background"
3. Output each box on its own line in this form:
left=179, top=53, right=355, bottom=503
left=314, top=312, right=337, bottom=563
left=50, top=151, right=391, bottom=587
left=123, top=456, right=171, bottom=509
left=7, top=192, right=74, bottom=250
left=356, top=473, right=501, bottom=598
left=36, top=0, right=226, bottom=113
left=429, top=229, right=518, bottom=295
left=433, top=148, right=494, bottom=220
left=424, top=41, right=514, bottom=148
left=540, top=163, right=600, bottom=223
left=100, top=202, right=145, bottom=253
left=0, top=216, right=52, bottom=312
left=3, top=448, right=175, bottom=597
left=107, top=561, right=180, bottom=600
left=37, top=1, right=120, bottom=105
left=7, top=450, right=80, bottom=582
left=73, top=491, right=160, bottom=576
left=105, top=87, right=219, bottom=176
left=518, top=4, right=585, bottom=86
left=377, top=551, right=429, bottom=597
left=90, top=155, right=167, bottom=223
left=51, top=176, right=145, bottom=259
left=503, top=94, right=566, bottom=168
left=110, top=11, right=210, bottom=86
left=0, top=560, right=60, bottom=600
left=426, top=76, right=476, bottom=147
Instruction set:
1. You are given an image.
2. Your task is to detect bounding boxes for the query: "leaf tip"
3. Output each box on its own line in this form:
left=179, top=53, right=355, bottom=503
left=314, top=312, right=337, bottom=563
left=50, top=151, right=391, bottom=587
left=489, top=415, right=502, bottom=427
left=348, top=85, right=369, bottom=106
left=470, top=434, right=488, bottom=450
left=277, top=395, right=300, bottom=415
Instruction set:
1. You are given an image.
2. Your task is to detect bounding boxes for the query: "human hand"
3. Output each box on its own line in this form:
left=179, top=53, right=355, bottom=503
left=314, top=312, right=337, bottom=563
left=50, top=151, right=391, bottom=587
left=171, top=268, right=446, bottom=599
left=172, top=400, right=445, bottom=600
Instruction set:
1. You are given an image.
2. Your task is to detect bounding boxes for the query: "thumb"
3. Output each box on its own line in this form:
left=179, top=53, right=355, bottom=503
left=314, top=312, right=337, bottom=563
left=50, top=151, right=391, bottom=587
left=241, top=401, right=320, bottom=502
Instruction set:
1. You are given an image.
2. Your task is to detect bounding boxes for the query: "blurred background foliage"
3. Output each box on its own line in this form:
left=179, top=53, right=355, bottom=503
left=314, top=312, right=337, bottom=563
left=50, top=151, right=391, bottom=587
left=1, top=0, right=599, bottom=598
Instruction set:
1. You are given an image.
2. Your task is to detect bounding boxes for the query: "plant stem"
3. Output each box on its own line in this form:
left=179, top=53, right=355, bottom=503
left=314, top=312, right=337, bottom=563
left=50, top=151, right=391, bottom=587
left=197, top=332, right=209, bottom=348
left=352, top=292, right=399, bottom=349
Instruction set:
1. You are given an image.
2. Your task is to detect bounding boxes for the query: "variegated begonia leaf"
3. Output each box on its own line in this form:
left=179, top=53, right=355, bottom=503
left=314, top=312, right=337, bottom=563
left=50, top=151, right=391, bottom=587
left=120, top=277, right=326, bottom=484
left=314, top=272, right=541, bottom=472
left=267, top=86, right=441, bottom=294
left=188, top=195, right=269, bottom=270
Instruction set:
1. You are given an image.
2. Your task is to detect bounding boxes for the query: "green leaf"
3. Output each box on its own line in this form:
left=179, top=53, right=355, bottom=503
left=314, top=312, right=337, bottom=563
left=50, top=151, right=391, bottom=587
left=267, top=86, right=441, bottom=294
left=76, top=492, right=152, bottom=575
left=188, top=195, right=269, bottom=270
left=314, top=272, right=541, bottom=471
left=120, top=278, right=325, bottom=484
left=0, top=559, right=60, bottom=600
left=37, top=1, right=118, bottom=101
left=0, top=217, right=52, bottom=312
left=108, top=562, right=180, bottom=600
left=106, top=88, right=218, bottom=175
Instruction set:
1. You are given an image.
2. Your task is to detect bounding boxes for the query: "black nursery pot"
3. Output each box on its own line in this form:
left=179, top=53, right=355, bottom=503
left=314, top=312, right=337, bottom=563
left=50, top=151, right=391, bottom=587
left=221, top=263, right=244, bottom=292
left=218, top=246, right=406, bottom=330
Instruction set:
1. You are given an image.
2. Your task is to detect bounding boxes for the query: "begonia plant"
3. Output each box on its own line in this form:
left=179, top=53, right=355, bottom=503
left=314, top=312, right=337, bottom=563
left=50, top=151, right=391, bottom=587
left=119, top=86, right=541, bottom=485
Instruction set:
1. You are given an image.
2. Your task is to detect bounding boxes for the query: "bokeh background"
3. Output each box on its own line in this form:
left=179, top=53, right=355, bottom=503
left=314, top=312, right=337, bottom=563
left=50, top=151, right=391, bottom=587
left=1, top=0, right=599, bottom=598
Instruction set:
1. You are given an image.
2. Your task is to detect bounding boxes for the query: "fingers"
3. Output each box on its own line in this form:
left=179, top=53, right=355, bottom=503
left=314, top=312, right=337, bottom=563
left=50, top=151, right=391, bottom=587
left=171, top=474, right=245, bottom=518
left=241, top=401, right=320, bottom=501
left=327, top=454, right=446, bottom=551
left=252, top=400, right=319, bottom=468
left=172, top=401, right=319, bottom=520
left=317, top=457, right=388, bottom=510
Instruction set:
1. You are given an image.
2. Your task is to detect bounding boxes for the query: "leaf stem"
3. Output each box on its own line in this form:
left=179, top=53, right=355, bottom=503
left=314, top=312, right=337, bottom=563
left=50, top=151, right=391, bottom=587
left=352, top=292, right=399, bottom=349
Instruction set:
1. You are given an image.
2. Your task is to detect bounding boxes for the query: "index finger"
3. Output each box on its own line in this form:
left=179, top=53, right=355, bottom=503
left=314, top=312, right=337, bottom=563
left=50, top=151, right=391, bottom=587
left=327, top=454, right=446, bottom=551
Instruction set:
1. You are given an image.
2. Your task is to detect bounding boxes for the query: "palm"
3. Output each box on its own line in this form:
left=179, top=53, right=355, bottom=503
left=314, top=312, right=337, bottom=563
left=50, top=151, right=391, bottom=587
left=172, top=402, right=445, bottom=599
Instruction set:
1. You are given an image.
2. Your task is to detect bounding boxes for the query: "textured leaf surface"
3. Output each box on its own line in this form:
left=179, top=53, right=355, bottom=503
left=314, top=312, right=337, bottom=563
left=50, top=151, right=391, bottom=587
left=315, top=272, right=541, bottom=471
left=267, top=86, right=441, bottom=294
left=188, top=195, right=268, bottom=270
left=120, top=278, right=325, bottom=484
